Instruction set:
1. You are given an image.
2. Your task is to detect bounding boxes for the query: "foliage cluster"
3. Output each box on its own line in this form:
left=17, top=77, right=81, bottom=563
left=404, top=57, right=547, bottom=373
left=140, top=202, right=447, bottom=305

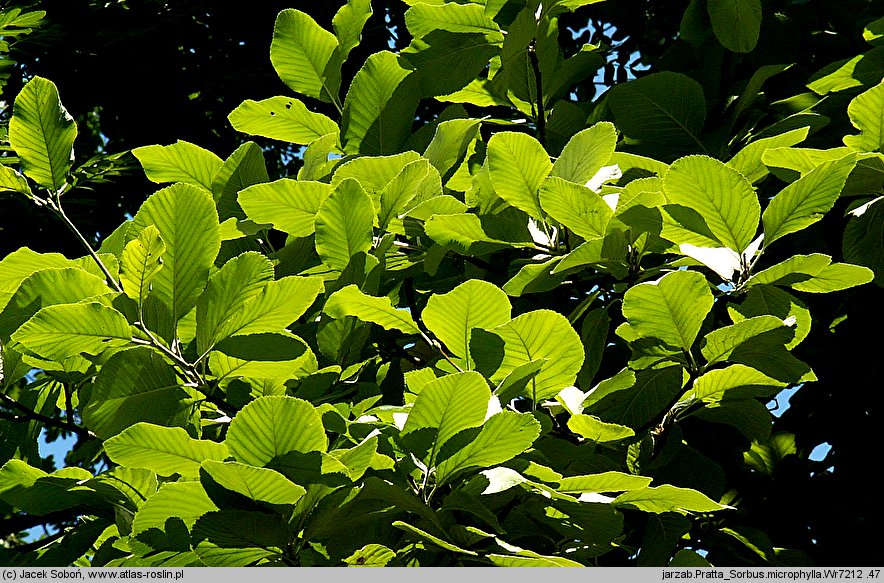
left=1, top=0, right=882, bottom=567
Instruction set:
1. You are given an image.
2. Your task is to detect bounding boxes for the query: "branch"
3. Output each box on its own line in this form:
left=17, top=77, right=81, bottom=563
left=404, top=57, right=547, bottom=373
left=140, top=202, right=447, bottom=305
left=0, top=391, right=96, bottom=440
left=0, top=509, right=81, bottom=539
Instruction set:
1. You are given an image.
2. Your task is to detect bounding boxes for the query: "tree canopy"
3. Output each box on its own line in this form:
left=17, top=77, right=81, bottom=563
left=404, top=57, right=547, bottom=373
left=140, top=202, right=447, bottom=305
left=1, top=0, right=882, bottom=567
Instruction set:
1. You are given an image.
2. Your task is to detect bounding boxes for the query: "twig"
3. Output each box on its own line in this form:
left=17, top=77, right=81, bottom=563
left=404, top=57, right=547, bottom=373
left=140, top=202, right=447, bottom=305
left=46, top=194, right=123, bottom=293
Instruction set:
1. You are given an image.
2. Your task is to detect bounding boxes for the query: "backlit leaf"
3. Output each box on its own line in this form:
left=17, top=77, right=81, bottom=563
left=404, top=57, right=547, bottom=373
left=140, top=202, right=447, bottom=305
left=129, top=183, right=221, bottom=321
left=120, top=225, right=166, bottom=305
left=239, top=179, right=332, bottom=238
left=132, top=140, right=223, bottom=191
left=622, top=270, right=713, bottom=351
left=314, top=178, right=375, bottom=270
left=105, top=423, right=229, bottom=478
left=11, top=302, right=131, bottom=361
left=487, top=131, right=552, bottom=220
left=228, top=97, right=339, bottom=145
left=614, top=485, right=728, bottom=514
left=762, top=155, right=856, bottom=245
left=324, top=284, right=420, bottom=335
left=8, top=76, right=76, bottom=190
left=270, top=9, right=338, bottom=102
left=226, top=396, right=327, bottom=466
left=422, top=279, right=511, bottom=368
left=664, top=155, right=759, bottom=252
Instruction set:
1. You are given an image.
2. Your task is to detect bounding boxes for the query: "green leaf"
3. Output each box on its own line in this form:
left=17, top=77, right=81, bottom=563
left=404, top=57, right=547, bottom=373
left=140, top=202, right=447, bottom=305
left=423, top=118, right=482, bottom=183
left=551, top=122, right=617, bottom=185
left=344, top=544, right=395, bottom=567
left=699, top=317, right=813, bottom=383
left=314, top=178, right=375, bottom=271
left=392, top=521, right=477, bottom=555
left=270, top=9, right=338, bottom=103
left=729, top=285, right=812, bottom=348
left=129, top=183, right=221, bottom=321
left=82, top=347, right=197, bottom=440
left=545, top=44, right=605, bottom=104
left=402, top=32, right=500, bottom=98
left=405, top=3, right=502, bottom=41
left=192, top=510, right=287, bottom=566
left=120, top=225, right=166, bottom=305
left=567, top=415, right=635, bottom=443
left=664, top=155, right=760, bottom=252
left=584, top=366, right=685, bottom=429
left=210, top=332, right=315, bottom=383
left=691, top=399, right=772, bottom=442
left=487, top=553, right=584, bottom=567
left=843, top=196, right=884, bottom=286
left=807, top=47, right=884, bottom=95
left=330, top=0, right=373, bottom=83
left=747, top=253, right=833, bottom=287
left=324, top=284, right=420, bottom=335
left=843, top=78, right=884, bottom=151
left=228, top=97, right=339, bottom=145
left=0, top=165, right=32, bottom=197
left=683, top=364, right=784, bottom=404
left=226, top=396, right=327, bottom=467
left=614, top=485, right=728, bottom=514
left=298, top=132, right=341, bottom=181
left=762, top=146, right=853, bottom=179
left=743, top=432, right=796, bottom=475
left=11, top=302, right=131, bottom=361
left=707, top=0, right=762, bottom=53
left=0, top=266, right=110, bottom=339
left=239, top=179, right=332, bottom=238
left=105, top=423, right=230, bottom=478
left=556, top=471, right=652, bottom=494
left=701, top=315, right=789, bottom=366
left=200, top=460, right=306, bottom=505
left=622, top=270, right=713, bottom=351
left=546, top=0, right=607, bottom=16
left=8, top=76, right=77, bottom=190
left=214, top=276, right=324, bottom=339
left=638, top=513, right=692, bottom=567
left=608, top=72, right=707, bottom=159
left=487, top=131, right=552, bottom=220
left=789, top=262, right=874, bottom=293
left=132, top=140, right=223, bottom=191
left=378, top=158, right=432, bottom=229
left=727, top=128, right=810, bottom=184
left=342, top=51, right=420, bottom=155
left=424, top=213, right=512, bottom=255
left=539, top=176, right=613, bottom=240
left=762, top=155, right=857, bottom=245
left=423, top=279, right=511, bottom=368
left=211, top=141, right=269, bottom=221
left=475, top=310, right=584, bottom=402
left=131, top=481, right=217, bottom=534
left=864, top=16, right=884, bottom=45
left=332, top=151, right=420, bottom=196
left=402, top=371, right=490, bottom=465
left=435, top=411, right=541, bottom=483
left=196, top=252, right=274, bottom=355
left=502, top=257, right=568, bottom=297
